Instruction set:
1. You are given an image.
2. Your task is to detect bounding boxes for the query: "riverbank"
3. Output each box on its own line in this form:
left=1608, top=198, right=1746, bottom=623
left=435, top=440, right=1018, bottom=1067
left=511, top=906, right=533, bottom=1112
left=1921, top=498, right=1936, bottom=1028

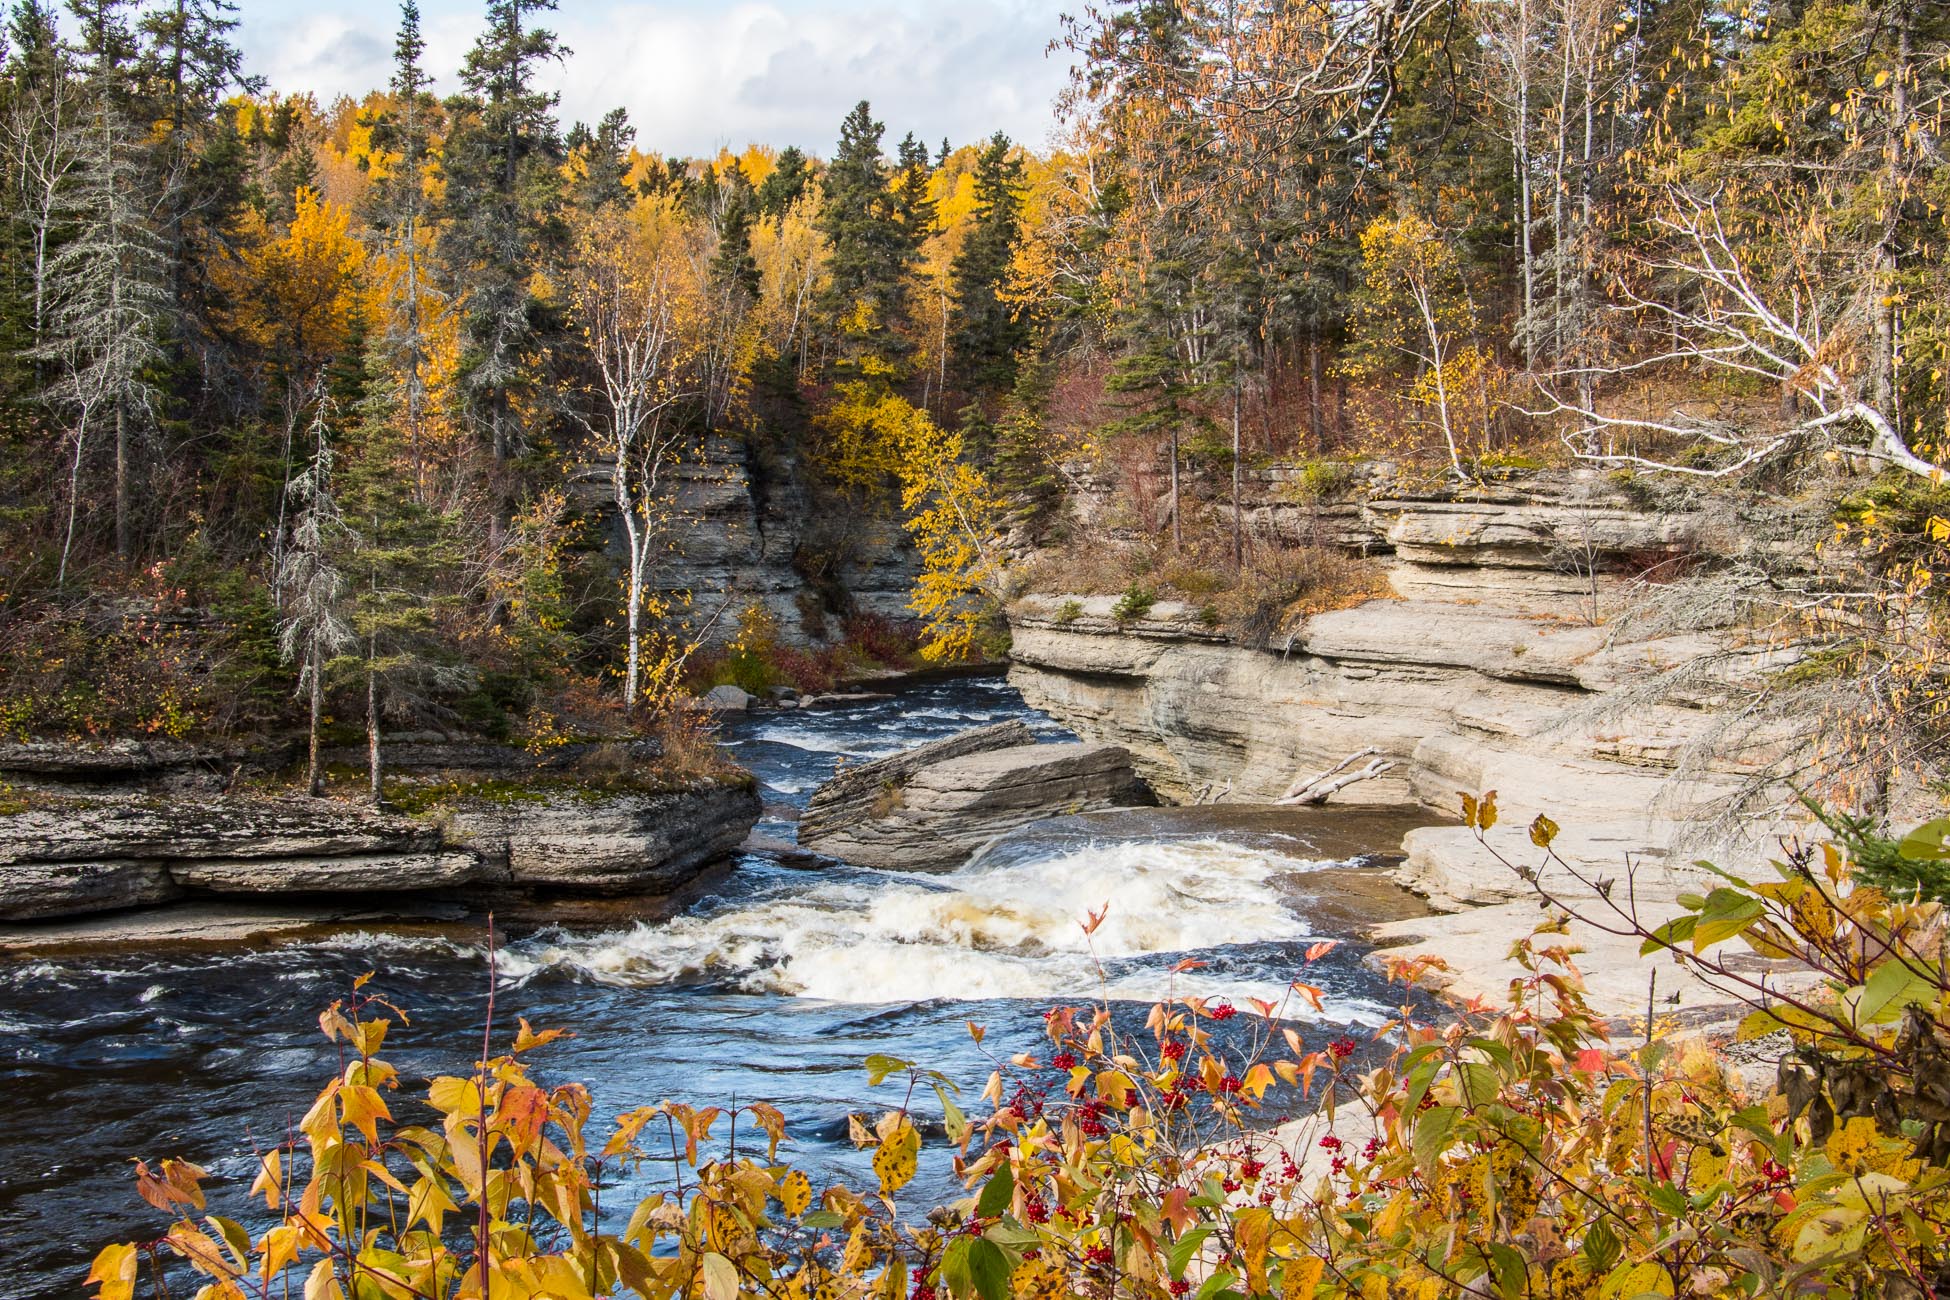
left=0, top=735, right=762, bottom=934
left=1007, top=469, right=1809, bottom=1025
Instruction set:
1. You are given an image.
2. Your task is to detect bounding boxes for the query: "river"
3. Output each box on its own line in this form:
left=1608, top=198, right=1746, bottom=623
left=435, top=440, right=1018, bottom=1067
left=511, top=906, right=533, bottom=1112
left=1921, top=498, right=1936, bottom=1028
left=0, top=674, right=1433, bottom=1298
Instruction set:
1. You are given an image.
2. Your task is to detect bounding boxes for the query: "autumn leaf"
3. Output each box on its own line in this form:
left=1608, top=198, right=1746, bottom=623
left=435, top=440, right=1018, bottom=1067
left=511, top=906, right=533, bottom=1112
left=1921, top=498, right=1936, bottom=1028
left=776, top=1168, right=813, bottom=1217
left=871, top=1116, right=920, bottom=1196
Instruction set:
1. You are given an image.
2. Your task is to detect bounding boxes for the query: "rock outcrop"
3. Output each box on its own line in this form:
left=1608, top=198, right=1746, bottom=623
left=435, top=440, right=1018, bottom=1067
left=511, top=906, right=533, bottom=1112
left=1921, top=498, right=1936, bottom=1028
left=569, top=434, right=923, bottom=646
left=0, top=777, right=762, bottom=923
left=800, top=723, right=1155, bottom=870
left=1009, top=469, right=1803, bottom=1017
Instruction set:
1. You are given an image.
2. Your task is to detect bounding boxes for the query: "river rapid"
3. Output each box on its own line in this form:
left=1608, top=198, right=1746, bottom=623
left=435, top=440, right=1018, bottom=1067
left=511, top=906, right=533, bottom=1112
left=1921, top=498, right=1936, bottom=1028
left=0, top=675, right=1432, bottom=1298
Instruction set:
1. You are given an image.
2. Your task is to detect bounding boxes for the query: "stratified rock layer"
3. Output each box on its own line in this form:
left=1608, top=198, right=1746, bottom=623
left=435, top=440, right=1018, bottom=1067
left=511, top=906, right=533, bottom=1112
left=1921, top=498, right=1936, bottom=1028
left=0, top=779, right=761, bottom=922
left=800, top=723, right=1154, bottom=870
left=1009, top=469, right=1803, bottom=1019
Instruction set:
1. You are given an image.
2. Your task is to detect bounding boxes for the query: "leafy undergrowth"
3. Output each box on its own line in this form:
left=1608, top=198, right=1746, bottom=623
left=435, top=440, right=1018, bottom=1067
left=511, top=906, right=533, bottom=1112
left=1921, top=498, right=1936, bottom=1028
left=88, top=801, right=1950, bottom=1300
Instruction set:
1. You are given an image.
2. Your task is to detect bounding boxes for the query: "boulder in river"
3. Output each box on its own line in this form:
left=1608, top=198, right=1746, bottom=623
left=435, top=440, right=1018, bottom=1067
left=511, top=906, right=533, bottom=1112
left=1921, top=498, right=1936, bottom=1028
left=799, top=722, right=1155, bottom=871
left=701, top=684, right=753, bottom=711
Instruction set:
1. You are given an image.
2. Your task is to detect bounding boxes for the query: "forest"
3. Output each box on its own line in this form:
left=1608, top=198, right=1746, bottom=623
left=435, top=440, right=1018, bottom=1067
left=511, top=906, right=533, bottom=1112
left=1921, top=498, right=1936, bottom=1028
left=0, top=0, right=1944, bottom=807
left=12, top=1, right=1950, bottom=1298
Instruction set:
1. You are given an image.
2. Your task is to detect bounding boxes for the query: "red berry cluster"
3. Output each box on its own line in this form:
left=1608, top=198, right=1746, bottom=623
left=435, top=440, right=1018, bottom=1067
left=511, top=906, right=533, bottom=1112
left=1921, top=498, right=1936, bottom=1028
left=1218, top=1074, right=1243, bottom=1095
left=1085, top=1245, right=1115, bottom=1267
left=1328, top=1037, right=1357, bottom=1060
left=1169, top=1279, right=1192, bottom=1296
left=1209, top=1003, right=1239, bottom=1021
left=1049, top=1051, right=1077, bottom=1071
left=1160, top=1040, right=1188, bottom=1063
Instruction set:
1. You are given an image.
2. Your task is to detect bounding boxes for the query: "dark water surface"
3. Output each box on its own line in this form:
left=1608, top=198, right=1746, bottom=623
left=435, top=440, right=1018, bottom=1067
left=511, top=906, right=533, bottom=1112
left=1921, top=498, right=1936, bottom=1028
left=0, top=676, right=1432, bottom=1298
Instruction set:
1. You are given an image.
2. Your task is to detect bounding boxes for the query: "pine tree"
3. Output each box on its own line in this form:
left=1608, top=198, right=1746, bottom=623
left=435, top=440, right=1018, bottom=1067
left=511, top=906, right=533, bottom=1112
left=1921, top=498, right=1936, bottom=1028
left=949, top=132, right=1028, bottom=398
left=440, top=0, right=566, bottom=470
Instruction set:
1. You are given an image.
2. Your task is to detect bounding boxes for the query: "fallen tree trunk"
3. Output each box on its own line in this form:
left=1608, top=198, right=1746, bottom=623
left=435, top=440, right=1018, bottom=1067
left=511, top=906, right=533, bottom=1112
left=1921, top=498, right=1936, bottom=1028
left=1277, top=748, right=1397, bottom=806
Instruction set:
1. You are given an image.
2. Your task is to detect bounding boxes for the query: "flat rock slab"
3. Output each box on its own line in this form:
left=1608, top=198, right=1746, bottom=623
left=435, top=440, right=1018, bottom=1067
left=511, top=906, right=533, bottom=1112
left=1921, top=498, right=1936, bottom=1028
left=800, top=725, right=1155, bottom=871
left=0, top=783, right=763, bottom=921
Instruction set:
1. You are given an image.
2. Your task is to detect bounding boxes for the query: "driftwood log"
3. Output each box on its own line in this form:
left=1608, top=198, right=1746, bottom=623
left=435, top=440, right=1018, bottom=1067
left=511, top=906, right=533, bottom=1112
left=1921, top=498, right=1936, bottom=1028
left=1276, top=747, right=1397, bottom=806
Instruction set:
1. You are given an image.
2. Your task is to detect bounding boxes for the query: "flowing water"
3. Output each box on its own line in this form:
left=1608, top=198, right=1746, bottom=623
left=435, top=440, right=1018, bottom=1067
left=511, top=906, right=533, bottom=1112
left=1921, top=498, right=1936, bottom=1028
left=0, top=674, right=1433, bottom=1298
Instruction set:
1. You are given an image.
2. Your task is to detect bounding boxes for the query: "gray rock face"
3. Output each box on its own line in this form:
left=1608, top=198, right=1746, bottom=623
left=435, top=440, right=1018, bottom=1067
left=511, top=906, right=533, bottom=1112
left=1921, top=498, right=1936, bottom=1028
left=800, top=723, right=1153, bottom=871
left=449, top=784, right=762, bottom=895
left=0, top=782, right=763, bottom=922
left=1004, top=471, right=1807, bottom=1021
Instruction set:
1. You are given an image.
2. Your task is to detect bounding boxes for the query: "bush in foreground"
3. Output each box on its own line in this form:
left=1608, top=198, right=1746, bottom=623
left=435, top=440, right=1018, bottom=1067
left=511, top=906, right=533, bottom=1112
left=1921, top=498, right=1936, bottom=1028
left=89, top=801, right=1950, bottom=1299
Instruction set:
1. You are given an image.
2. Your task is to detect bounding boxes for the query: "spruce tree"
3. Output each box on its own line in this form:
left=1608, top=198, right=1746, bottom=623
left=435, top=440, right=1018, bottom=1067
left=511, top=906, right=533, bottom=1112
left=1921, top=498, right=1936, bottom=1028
left=891, top=130, right=936, bottom=252
left=43, top=0, right=167, bottom=574
left=439, top=0, right=565, bottom=471
left=816, top=101, right=912, bottom=339
left=710, top=167, right=761, bottom=302
left=362, top=0, right=442, bottom=500
left=754, top=144, right=809, bottom=220
left=338, top=339, right=461, bottom=805
left=949, top=132, right=1028, bottom=398
left=276, top=405, right=353, bottom=797
left=565, top=106, right=632, bottom=209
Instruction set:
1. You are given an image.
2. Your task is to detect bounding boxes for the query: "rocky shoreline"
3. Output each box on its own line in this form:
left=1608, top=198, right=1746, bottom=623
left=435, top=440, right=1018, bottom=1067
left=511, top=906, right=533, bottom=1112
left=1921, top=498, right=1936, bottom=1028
left=0, top=737, right=761, bottom=935
left=1008, top=470, right=1805, bottom=1023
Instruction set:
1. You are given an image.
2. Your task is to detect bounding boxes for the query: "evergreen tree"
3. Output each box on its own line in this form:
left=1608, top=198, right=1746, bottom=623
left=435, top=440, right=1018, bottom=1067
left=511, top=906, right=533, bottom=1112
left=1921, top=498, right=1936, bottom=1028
left=949, top=132, right=1028, bottom=398
left=276, top=405, right=353, bottom=797
left=565, top=106, right=632, bottom=209
left=338, top=339, right=462, bottom=805
left=42, top=0, right=167, bottom=574
left=816, top=101, right=912, bottom=342
left=754, top=144, right=809, bottom=220
left=363, top=0, right=442, bottom=500
left=439, top=0, right=566, bottom=471
left=266, top=135, right=316, bottom=221
left=710, top=162, right=761, bottom=302
left=891, top=130, right=936, bottom=250
left=1, top=0, right=75, bottom=370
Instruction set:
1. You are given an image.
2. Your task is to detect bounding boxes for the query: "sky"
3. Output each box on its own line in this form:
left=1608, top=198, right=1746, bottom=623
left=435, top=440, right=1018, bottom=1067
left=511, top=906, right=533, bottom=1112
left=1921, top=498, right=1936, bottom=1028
left=237, top=0, right=1078, bottom=158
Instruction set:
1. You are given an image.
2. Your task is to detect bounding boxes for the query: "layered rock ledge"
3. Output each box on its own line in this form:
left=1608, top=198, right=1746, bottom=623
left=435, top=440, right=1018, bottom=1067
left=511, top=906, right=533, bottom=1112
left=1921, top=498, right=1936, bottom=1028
left=1010, top=470, right=1803, bottom=1020
left=800, top=722, right=1156, bottom=871
left=0, top=742, right=761, bottom=924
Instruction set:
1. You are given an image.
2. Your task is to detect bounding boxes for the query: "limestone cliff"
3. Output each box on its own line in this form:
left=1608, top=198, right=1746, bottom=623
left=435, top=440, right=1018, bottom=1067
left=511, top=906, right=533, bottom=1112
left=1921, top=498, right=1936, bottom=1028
left=569, top=434, right=923, bottom=645
left=1008, top=469, right=1801, bottom=1016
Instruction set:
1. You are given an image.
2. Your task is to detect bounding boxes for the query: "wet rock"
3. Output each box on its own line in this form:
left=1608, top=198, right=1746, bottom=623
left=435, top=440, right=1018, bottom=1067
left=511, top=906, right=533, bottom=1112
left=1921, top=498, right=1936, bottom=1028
left=800, top=723, right=1154, bottom=871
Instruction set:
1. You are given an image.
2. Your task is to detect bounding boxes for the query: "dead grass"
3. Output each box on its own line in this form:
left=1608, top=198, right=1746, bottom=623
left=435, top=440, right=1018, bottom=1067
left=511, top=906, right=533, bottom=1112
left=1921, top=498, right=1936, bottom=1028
left=1028, top=524, right=1384, bottom=647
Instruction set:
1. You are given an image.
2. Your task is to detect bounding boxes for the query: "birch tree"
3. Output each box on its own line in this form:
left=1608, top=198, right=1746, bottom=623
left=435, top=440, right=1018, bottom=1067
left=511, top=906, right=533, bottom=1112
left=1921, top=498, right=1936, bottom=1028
left=567, top=207, right=691, bottom=714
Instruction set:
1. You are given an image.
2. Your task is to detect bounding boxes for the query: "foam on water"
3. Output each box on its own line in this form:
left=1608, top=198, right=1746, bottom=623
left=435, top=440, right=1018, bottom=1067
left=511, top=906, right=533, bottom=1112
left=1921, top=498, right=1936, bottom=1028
left=500, top=835, right=1368, bottom=1016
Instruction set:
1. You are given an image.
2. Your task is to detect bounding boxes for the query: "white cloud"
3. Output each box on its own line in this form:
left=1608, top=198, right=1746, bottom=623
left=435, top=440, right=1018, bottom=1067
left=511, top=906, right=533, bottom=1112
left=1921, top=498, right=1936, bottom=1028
left=236, top=0, right=1074, bottom=157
